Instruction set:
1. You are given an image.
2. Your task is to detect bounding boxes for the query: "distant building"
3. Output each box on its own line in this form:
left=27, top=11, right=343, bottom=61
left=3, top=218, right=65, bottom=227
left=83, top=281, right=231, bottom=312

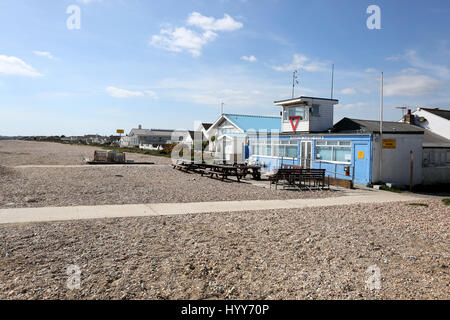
left=406, top=107, right=450, bottom=140
left=400, top=108, right=450, bottom=185
left=207, top=113, right=281, bottom=163
left=120, top=125, right=176, bottom=147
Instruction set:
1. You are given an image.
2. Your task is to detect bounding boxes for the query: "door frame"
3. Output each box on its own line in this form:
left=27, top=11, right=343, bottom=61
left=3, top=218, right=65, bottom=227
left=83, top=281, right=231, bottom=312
left=301, top=140, right=312, bottom=169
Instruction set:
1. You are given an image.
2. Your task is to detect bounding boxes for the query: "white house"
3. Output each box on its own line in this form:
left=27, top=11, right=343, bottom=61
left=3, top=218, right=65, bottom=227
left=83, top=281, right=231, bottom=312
left=206, top=113, right=281, bottom=164
left=409, top=108, right=450, bottom=140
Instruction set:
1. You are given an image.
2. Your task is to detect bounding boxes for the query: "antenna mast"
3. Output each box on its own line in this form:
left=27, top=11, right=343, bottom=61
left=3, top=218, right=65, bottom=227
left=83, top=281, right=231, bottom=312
left=291, top=70, right=299, bottom=98
left=331, top=64, right=335, bottom=99
left=221, top=101, right=224, bottom=115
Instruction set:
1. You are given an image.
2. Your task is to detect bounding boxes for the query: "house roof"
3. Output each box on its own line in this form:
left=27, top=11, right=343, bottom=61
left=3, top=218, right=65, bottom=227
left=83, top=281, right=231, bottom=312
left=129, top=128, right=152, bottom=136
left=423, top=129, right=450, bottom=148
left=333, top=118, right=425, bottom=134
left=419, top=108, right=450, bottom=121
left=201, top=123, right=213, bottom=131
left=130, top=128, right=174, bottom=137
left=223, top=114, right=281, bottom=132
left=274, top=96, right=339, bottom=105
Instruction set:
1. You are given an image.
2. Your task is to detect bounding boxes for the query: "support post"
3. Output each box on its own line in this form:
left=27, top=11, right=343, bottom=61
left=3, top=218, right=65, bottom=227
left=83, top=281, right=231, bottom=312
left=410, top=151, right=414, bottom=192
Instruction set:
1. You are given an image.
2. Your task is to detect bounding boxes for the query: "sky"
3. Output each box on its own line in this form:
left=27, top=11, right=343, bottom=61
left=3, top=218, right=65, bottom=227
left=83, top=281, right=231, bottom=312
left=0, top=0, right=449, bottom=136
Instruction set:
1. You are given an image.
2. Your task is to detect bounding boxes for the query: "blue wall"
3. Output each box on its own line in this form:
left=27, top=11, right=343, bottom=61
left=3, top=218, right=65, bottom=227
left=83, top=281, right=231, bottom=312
left=249, top=134, right=373, bottom=185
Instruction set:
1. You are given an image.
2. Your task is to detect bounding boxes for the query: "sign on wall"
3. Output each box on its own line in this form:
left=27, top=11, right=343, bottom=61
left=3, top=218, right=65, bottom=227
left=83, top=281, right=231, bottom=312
left=382, top=139, right=396, bottom=149
left=358, top=151, right=365, bottom=159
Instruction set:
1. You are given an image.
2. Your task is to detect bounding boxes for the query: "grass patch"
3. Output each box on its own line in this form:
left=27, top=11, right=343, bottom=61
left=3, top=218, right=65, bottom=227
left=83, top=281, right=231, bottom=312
left=408, top=203, right=429, bottom=207
left=442, top=199, right=450, bottom=206
left=379, top=185, right=403, bottom=193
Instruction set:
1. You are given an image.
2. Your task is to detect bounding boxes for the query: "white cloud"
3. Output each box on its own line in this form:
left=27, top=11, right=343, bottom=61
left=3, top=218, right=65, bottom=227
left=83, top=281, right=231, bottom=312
left=144, top=90, right=158, bottom=99
left=404, top=50, right=450, bottom=80
left=150, top=27, right=217, bottom=57
left=154, top=70, right=316, bottom=111
left=33, top=51, right=58, bottom=60
left=384, top=74, right=440, bottom=96
left=150, top=12, right=242, bottom=57
left=386, top=50, right=450, bottom=80
left=187, top=12, right=243, bottom=32
left=272, top=54, right=329, bottom=72
left=386, top=55, right=402, bottom=61
left=76, top=0, right=102, bottom=4
left=241, top=55, right=257, bottom=62
left=336, top=102, right=371, bottom=110
left=340, top=88, right=357, bottom=95
left=106, top=86, right=158, bottom=99
left=365, top=68, right=377, bottom=73
left=0, top=54, right=42, bottom=77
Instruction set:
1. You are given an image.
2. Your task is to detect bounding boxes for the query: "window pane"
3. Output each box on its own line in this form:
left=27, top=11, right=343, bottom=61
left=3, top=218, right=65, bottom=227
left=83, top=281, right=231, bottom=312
left=266, top=145, right=272, bottom=156
left=289, top=106, right=306, bottom=120
left=316, top=146, right=332, bottom=161
left=273, top=145, right=279, bottom=157
left=339, top=141, right=351, bottom=146
left=286, top=146, right=298, bottom=158
left=334, top=148, right=351, bottom=162
left=316, top=140, right=326, bottom=146
left=311, top=104, right=320, bottom=116
left=327, top=141, right=338, bottom=146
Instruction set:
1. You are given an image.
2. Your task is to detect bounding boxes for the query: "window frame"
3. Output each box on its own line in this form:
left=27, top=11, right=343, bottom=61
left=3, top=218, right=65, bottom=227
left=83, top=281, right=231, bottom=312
left=315, top=140, right=352, bottom=164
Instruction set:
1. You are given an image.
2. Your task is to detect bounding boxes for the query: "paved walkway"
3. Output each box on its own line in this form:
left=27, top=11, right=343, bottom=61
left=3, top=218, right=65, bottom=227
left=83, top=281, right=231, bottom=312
left=12, top=164, right=170, bottom=169
left=0, top=190, right=425, bottom=225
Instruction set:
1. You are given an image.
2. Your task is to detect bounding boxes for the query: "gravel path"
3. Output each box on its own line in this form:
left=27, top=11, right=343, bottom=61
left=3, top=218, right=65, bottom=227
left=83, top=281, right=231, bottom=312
left=0, top=140, right=171, bottom=166
left=0, top=165, right=338, bottom=209
left=0, top=200, right=448, bottom=300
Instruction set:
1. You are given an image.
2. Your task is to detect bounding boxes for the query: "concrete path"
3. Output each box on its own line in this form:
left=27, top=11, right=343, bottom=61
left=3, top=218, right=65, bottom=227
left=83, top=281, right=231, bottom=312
left=12, top=164, right=170, bottom=169
left=0, top=191, right=424, bottom=225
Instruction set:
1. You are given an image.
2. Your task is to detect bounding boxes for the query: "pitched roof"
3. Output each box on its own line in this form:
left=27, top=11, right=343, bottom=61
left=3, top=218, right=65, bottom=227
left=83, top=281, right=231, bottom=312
left=333, top=118, right=424, bottom=134
left=420, top=108, right=450, bottom=121
left=423, top=129, right=450, bottom=148
left=201, top=123, right=213, bottom=131
left=223, top=114, right=281, bottom=132
left=129, top=128, right=152, bottom=136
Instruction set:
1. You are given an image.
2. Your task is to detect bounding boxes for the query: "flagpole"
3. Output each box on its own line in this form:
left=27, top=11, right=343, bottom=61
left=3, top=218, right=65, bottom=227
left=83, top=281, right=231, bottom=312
left=379, top=72, right=384, bottom=183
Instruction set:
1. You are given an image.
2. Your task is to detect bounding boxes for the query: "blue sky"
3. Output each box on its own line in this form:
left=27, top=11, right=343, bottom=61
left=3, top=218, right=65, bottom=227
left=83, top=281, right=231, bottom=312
left=0, top=0, right=449, bottom=136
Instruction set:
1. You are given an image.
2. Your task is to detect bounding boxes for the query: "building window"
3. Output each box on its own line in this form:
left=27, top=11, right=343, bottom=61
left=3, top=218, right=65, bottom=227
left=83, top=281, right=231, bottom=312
left=315, top=140, right=352, bottom=163
left=284, top=105, right=307, bottom=121
left=251, top=140, right=298, bottom=158
left=311, top=104, right=320, bottom=117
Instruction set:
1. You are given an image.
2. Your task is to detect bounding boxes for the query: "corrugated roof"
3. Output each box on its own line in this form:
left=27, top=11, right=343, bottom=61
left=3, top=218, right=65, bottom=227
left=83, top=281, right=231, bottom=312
left=333, top=118, right=424, bottom=134
left=223, top=114, right=281, bottom=132
left=420, top=108, right=450, bottom=121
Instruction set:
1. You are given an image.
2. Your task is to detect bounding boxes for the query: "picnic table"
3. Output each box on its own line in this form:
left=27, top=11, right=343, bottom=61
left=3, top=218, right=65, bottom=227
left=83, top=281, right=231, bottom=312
left=269, top=168, right=328, bottom=191
left=198, top=164, right=244, bottom=182
left=237, top=164, right=262, bottom=180
left=173, top=161, right=261, bottom=182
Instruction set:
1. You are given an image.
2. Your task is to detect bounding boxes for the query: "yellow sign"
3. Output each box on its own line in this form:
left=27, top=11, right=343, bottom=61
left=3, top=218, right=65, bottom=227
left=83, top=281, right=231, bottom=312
left=358, top=151, right=365, bottom=159
left=116, top=129, right=124, bottom=134
left=383, top=139, right=396, bottom=149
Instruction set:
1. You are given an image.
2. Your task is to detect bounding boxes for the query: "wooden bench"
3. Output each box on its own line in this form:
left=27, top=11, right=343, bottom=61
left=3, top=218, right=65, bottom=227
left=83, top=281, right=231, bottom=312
left=269, top=168, right=328, bottom=190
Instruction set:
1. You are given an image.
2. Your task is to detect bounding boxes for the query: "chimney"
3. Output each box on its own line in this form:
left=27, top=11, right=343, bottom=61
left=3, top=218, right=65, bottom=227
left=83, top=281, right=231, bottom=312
left=138, top=124, right=142, bottom=130
left=403, top=109, right=415, bottom=124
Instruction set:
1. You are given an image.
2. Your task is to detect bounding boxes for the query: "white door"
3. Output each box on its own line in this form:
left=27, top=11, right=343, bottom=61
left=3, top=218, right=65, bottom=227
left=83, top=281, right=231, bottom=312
left=301, top=141, right=312, bottom=168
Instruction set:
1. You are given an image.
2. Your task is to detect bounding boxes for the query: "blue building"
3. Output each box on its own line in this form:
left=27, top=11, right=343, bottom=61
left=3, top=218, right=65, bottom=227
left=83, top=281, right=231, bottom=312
left=248, top=97, right=425, bottom=186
